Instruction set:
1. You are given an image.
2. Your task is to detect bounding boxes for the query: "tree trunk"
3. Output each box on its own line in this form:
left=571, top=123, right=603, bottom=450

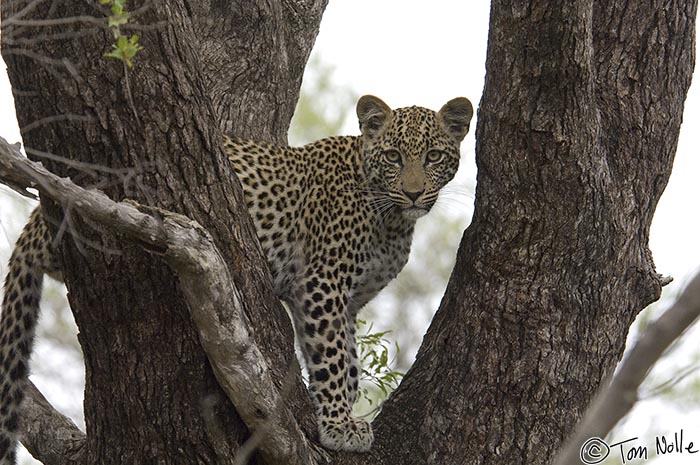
left=1, top=0, right=696, bottom=464
left=1, top=1, right=325, bottom=463
left=363, top=1, right=697, bottom=464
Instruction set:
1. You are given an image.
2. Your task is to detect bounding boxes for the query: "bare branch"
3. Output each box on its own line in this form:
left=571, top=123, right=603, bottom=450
left=20, top=114, right=94, bottom=135
left=553, top=271, right=700, bottom=465
left=231, top=364, right=329, bottom=465
left=1, top=48, right=81, bottom=79
left=0, top=135, right=323, bottom=465
left=20, top=382, right=86, bottom=465
left=0, top=141, right=37, bottom=199
left=3, top=14, right=106, bottom=28
left=642, top=360, right=700, bottom=399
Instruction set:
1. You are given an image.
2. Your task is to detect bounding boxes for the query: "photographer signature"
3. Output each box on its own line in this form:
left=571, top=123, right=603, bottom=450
left=580, top=430, right=698, bottom=464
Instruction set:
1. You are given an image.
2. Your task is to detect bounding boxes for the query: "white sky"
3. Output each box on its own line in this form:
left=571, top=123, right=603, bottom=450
left=0, top=2, right=699, bottom=464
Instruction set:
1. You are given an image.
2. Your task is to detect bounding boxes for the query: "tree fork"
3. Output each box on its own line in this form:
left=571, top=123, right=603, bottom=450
left=0, top=0, right=696, bottom=464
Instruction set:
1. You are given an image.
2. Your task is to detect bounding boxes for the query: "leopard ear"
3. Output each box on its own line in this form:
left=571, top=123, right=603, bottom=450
left=438, top=97, right=474, bottom=142
left=357, top=95, right=393, bottom=139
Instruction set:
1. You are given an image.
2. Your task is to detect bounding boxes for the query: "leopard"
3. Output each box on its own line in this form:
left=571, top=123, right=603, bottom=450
left=0, top=94, right=473, bottom=461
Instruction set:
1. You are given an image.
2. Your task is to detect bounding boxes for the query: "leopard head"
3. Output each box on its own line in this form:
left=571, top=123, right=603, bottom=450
left=357, top=95, right=473, bottom=221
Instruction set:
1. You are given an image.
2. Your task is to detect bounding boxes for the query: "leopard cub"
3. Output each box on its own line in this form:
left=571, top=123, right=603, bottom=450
left=227, top=95, right=473, bottom=450
left=0, top=95, right=472, bottom=462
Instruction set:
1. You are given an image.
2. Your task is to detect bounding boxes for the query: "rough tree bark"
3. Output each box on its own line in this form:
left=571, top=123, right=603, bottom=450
left=366, top=1, right=697, bottom=464
left=0, top=0, right=697, bottom=465
left=1, top=0, right=325, bottom=464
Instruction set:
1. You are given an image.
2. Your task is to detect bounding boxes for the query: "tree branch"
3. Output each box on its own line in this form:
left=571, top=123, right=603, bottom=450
left=20, top=382, right=86, bottom=465
left=553, top=271, right=700, bottom=465
left=0, top=136, right=324, bottom=465
left=188, top=0, right=328, bottom=141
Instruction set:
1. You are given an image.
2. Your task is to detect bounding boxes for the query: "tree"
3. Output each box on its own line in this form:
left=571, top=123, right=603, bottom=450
left=0, top=1, right=698, bottom=465
left=1, top=1, right=325, bottom=464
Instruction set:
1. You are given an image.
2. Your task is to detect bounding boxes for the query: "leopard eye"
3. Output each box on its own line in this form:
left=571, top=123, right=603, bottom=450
left=425, top=150, right=445, bottom=165
left=382, top=150, right=402, bottom=166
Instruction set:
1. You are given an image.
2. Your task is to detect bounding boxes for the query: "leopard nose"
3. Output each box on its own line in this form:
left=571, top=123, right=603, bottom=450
left=404, top=190, right=424, bottom=202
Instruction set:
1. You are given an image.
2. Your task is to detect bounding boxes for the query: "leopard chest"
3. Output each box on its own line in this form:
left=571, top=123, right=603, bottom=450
left=348, top=228, right=414, bottom=310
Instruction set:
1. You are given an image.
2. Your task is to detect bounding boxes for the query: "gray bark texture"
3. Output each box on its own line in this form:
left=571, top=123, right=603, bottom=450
left=365, top=1, right=697, bottom=464
left=0, top=0, right=697, bottom=464
left=1, top=0, right=325, bottom=464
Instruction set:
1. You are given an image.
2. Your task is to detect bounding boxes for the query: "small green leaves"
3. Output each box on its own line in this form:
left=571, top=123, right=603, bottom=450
left=108, top=13, right=130, bottom=28
left=105, top=0, right=130, bottom=27
left=357, top=320, right=404, bottom=405
left=100, top=0, right=143, bottom=66
left=100, top=0, right=127, bottom=16
left=105, top=34, right=142, bottom=67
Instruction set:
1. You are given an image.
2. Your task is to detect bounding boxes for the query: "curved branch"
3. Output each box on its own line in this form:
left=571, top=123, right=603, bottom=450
left=0, top=136, right=323, bottom=465
left=20, top=382, right=85, bottom=465
left=553, top=271, right=700, bottom=465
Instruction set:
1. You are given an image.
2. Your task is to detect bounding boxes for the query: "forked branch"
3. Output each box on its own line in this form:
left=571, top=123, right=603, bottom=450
left=20, top=382, right=85, bottom=465
left=0, top=137, right=322, bottom=465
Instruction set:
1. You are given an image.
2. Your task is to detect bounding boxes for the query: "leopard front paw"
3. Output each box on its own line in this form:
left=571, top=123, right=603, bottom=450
left=318, top=416, right=373, bottom=452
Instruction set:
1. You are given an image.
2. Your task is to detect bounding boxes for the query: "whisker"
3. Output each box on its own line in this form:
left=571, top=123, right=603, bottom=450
left=432, top=199, right=471, bottom=216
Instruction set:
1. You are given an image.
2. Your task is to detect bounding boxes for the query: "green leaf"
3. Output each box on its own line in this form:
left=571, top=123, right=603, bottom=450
left=108, top=12, right=129, bottom=28
left=355, top=320, right=405, bottom=407
left=100, top=0, right=143, bottom=67
left=105, top=34, right=143, bottom=67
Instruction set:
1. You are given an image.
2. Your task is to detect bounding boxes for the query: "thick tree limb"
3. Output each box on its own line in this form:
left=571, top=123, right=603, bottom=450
left=553, top=271, right=700, bottom=465
left=188, top=0, right=328, bottom=141
left=366, top=1, right=696, bottom=463
left=2, top=0, right=324, bottom=461
left=20, top=382, right=86, bottom=465
left=0, top=137, right=323, bottom=465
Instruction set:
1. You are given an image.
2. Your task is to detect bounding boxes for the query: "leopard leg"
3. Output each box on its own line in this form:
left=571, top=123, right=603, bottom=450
left=293, top=277, right=373, bottom=452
